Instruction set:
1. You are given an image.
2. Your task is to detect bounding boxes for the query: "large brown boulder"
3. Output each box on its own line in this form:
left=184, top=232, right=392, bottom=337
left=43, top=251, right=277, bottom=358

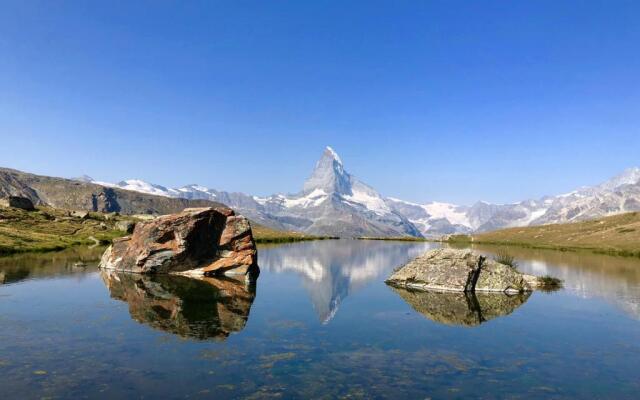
left=386, top=248, right=537, bottom=294
left=99, top=207, right=258, bottom=279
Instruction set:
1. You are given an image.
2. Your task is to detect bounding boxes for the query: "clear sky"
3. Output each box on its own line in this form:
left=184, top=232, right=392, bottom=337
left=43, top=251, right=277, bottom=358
left=1, top=1, right=639, bottom=205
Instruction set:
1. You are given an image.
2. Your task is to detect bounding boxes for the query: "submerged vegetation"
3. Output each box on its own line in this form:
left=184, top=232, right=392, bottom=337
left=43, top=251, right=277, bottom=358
left=536, top=275, right=564, bottom=292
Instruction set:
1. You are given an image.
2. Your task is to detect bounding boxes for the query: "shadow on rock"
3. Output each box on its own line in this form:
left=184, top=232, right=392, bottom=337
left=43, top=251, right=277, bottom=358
left=390, top=287, right=530, bottom=327
left=100, top=269, right=257, bottom=340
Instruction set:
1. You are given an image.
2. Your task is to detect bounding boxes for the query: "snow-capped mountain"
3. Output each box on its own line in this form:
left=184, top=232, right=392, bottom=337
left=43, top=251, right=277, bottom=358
left=83, top=148, right=640, bottom=238
left=387, top=167, right=640, bottom=236
left=90, top=147, right=422, bottom=237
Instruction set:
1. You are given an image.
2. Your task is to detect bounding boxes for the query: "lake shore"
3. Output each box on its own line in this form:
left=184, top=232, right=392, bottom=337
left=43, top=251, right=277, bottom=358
left=450, top=212, right=640, bottom=258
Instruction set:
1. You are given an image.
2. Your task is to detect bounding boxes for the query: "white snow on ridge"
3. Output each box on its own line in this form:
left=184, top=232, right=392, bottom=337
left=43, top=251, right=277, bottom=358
left=422, top=202, right=470, bottom=228
left=325, top=146, right=342, bottom=165
left=507, top=207, right=550, bottom=228
left=116, top=179, right=174, bottom=197
left=386, top=197, right=419, bottom=206
left=92, top=180, right=117, bottom=188
left=343, top=188, right=391, bottom=216
left=523, top=208, right=549, bottom=224
left=253, top=196, right=269, bottom=205
left=282, top=188, right=328, bottom=208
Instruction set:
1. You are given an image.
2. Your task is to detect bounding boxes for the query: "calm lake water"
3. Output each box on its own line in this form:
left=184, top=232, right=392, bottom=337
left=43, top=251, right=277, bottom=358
left=1, top=240, right=640, bottom=399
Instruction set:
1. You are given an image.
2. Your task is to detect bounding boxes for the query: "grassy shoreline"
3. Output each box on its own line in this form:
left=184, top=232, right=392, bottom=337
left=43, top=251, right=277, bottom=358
left=462, top=239, right=640, bottom=258
left=0, top=206, right=338, bottom=256
left=357, top=236, right=431, bottom=242
left=450, top=212, right=640, bottom=258
left=0, top=206, right=127, bottom=256
left=254, top=235, right=338, bottom=244
left=251, top=223, right=338, bottom=244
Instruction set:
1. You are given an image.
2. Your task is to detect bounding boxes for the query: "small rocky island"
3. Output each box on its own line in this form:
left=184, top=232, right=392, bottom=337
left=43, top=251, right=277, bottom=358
left=99, top=207, right=258, bottom=280
left=386, top=248, right=544, bottom=293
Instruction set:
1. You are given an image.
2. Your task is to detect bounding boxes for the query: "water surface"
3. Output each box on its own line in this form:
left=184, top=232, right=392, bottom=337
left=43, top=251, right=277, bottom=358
left=1, top=240, right=639, bottom=398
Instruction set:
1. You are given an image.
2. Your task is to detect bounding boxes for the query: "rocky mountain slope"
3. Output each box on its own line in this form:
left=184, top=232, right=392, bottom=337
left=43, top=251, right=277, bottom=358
left=386, top=167, right=640, bottom=236
left=0, top=167, right=224, bottom=215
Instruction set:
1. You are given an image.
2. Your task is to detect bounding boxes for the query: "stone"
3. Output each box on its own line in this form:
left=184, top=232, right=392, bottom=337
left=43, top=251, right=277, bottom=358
left=390, top=287, right=530, bottom=327
left=104, top=212, right=118, bottom=221
left=100, top=269, right=256, bottom=340
left=71, top=210, right=90, bottom=219
left=386, top=248, right=533, bottom=294
left=115, top=220, right=136, bottom=233
left=0, top=196, right=35, bottom=211
left=99, top=207, right=258, bottom=279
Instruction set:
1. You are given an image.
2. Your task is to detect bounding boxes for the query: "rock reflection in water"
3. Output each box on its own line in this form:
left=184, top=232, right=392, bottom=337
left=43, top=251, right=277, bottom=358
left=391, top=287, right=530, bottom=327
left=100, top=270, right=256, bottom=340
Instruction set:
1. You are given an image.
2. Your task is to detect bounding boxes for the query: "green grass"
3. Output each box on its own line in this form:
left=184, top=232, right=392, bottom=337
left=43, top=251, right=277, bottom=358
left=252, top=223, right=338, bottom=243
left=0, top=206, right=131, bottom=255
left=447, top=234, right=473, bottom=243
left=357, top=236, right=430, bottom=242
left=461, top=212, right=640, bottom=258
left=493, top=250, right=518, bottom=268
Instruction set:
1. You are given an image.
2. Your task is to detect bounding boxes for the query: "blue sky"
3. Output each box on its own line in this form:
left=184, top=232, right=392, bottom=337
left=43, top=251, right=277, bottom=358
left=1, top=1, right=639, bottom=205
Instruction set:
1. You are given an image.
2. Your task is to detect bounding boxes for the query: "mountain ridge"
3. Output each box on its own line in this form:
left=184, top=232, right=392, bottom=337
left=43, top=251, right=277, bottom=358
left=76, top=147, right=640, bottom=238
left=3, top=147, right=639, bottom=238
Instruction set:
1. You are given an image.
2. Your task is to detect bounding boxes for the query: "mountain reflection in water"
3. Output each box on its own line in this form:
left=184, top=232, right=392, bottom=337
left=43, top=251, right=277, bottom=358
left=259, top=240, right=436, bottom=323
left=100, top=270, right=256, bottom=340
left=390, top=287, right=531, bottom=326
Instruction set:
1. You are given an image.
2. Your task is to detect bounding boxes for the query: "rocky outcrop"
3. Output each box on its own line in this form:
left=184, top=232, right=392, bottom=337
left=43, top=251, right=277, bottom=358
left=99, top=207, right=258, bottom=279
left=0, top=196, right=35, bottom=211
left=115, top=220, right=136, bottom=233
left=386, top=248, right=538, bottom=294
left=390, top=287, right=530, bottom=326
left=100, top=269, right=256, bottom=340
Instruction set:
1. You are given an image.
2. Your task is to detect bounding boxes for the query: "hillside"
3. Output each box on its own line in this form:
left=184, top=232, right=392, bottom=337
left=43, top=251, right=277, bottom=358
left=470, top=212, right=640, bottom=257
left=0, top=206, right=129, bottom=255
left=0, top=167, right=225, bottom=215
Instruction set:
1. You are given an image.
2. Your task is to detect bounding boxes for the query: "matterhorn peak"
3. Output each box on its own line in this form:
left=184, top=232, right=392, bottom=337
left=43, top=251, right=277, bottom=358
left=325, top=146, right=342, bottom=165
left=302, top=146, right=352, bottom=194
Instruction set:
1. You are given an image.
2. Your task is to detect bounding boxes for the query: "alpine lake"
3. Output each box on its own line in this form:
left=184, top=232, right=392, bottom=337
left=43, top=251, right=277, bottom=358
left=1, top=240, right=639, bottom=399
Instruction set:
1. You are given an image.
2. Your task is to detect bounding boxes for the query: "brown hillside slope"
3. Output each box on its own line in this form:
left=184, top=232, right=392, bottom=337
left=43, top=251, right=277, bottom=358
left=471, top=212, right=640, bottom=257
